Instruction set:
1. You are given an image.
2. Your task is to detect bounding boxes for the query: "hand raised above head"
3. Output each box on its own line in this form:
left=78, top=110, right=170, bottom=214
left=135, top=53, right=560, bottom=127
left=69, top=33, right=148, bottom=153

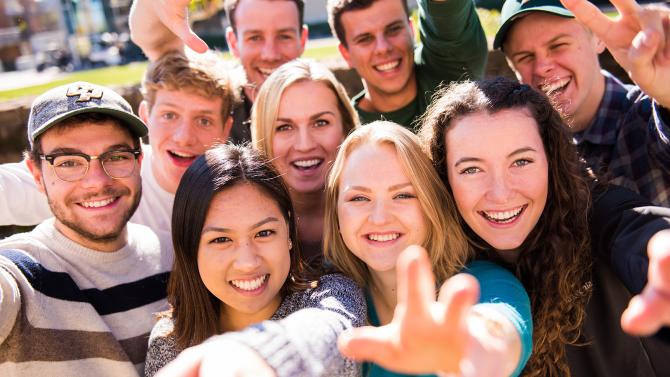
left=130, top=0, right=209, bottom=61
left=559, top=0, right=670, bottom=107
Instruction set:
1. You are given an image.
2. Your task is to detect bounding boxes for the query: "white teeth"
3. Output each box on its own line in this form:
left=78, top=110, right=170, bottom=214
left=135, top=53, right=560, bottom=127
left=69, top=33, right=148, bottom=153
left=540, top=78, right=570, bottom=95
left=230, top=275, right=268, bottom=291
left=482, top=206, right=524, bottom=223
left=293, top=159, right=321, bottom=168
left=171, top=151, right=195, bottom=158
left=258, top=67, right=276, bottom=76
left=367, top=233, right=400, bottom=242
left=80, top=198, right=115, bottom=208
left=375, top=60, right=400, bottom=72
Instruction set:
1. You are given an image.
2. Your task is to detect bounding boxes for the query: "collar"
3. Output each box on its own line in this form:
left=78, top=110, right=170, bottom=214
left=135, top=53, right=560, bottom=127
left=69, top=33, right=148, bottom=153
left=573, top=70, right=633, bottom=146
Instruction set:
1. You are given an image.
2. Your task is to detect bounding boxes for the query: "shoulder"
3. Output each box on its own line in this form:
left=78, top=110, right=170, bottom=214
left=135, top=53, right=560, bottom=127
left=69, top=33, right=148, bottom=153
left=146, top=316, right=181, bottom=377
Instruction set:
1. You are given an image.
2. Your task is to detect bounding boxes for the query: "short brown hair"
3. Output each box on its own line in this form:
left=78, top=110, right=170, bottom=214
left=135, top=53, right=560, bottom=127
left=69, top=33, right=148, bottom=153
left=327, top=0, right=409, bottom=47
left=224, top=0, right=305, bottom=33
left=141, top=50, right=237, bottom=122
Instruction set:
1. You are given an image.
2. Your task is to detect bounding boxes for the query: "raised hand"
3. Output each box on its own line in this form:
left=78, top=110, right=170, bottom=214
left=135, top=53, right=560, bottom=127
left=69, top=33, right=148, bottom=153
left=338, top=245, right=519, bottom=376
left=621, top=229, right=670, bottom=336
left=560, top=0, right=670, bottom=107
left=129, top=0, right=208, bottom=61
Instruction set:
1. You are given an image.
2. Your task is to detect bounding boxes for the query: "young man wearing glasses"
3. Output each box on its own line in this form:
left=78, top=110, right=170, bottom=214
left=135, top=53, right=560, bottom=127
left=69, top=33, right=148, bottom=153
left=0, top=51, right=235, bottom=234
left=0, top=81, right=171, bottom=375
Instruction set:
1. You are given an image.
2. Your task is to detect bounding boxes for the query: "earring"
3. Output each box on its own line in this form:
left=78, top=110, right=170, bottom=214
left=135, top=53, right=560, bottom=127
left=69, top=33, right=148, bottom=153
left=288, top=239, right=293, bottom=250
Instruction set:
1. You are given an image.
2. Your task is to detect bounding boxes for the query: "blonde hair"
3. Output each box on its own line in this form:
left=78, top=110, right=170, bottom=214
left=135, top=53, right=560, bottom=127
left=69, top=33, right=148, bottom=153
left=141, top=50, right=237, bottom=121
left=251, top=59, right=359, bottom=157
left=324, top=121, right=471, bottom=287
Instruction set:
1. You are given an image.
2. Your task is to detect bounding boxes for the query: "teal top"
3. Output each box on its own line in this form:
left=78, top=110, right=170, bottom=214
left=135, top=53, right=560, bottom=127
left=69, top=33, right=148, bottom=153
left=364, top=260, right=532, bottom=377
left=354, top=0, right=488, bottom=130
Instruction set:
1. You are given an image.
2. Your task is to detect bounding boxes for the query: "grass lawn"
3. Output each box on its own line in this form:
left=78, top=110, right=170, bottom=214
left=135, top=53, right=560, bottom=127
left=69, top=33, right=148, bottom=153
left=0, top=43, right=342, bottom=101
left=0, top=8, right=619, bottom=102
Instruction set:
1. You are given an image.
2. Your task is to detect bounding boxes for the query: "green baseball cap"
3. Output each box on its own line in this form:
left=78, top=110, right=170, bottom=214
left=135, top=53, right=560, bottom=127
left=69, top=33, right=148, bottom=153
left=493, top=0, right=575, bottom=50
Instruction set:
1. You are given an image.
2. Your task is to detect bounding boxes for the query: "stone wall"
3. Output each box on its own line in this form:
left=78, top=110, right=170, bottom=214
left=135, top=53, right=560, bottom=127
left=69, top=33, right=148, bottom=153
left=0, top=50, right=628, bottom=164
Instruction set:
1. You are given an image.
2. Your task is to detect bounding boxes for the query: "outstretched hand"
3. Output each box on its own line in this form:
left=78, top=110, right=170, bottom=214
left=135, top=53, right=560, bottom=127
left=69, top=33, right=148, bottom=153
left=338, top=245, right=481, bottom=375
left=621, top=229, right=670, bottom=336
left=155, top=339, right=275, bottom=377
left=559, top=0, right=670, bottom=107
left=129, top=0, right=208, bottom=61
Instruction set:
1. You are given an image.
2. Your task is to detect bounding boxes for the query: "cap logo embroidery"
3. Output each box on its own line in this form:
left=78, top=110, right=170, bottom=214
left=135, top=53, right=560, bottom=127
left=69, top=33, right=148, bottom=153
left=66, top=84, right=103, bottom=102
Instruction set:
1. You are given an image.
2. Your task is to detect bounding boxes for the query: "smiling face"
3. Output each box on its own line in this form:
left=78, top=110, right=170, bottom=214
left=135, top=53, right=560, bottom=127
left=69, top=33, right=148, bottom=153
left=337, top=142, right=428, bottom=275
left=271, top=80, right=346, bottom=194
left=226, top=0, right=307, bottom=94
left=445, top=109, right=549, bottom=261
left=503, top=13, right=605, bottom=131
left=197, top=183, right=290, bottom=331
left=141, top=89, right=231, bottom=194
left=28, top=121, right=142, bottom=252
left=337, top=0, right=416, bottom=107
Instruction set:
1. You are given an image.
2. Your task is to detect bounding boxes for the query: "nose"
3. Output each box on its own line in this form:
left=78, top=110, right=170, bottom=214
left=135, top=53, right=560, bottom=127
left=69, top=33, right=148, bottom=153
left=294, top=126, right=316, bottom=152
left=485, top=172, right=514, bottom=204
left=369, top=199, right=391, bottom=225
left=172, top=121, right=197, bottom=147
left=374, top=35, right=392, bottom=54
left=533, top=53, right=555, bottom=78
left=233, top=240, right=262, bottom=272
left=260, top=38, right=281, bottom=62
left=80, top=158, right=113, bottom=188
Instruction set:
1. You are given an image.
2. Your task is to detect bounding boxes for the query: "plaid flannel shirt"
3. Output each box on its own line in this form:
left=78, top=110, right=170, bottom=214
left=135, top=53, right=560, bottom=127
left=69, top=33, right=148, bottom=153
left=573, top=70, right=670, bottom=207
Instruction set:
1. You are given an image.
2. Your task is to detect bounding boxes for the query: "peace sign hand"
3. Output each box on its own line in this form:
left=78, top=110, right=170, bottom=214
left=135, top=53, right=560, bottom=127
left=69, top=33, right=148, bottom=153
left=560, top=0, right=670, bottom=107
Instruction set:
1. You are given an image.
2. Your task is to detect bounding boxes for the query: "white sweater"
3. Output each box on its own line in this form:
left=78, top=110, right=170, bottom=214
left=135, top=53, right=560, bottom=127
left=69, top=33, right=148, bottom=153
left=0, top=219, right=173, bottom=376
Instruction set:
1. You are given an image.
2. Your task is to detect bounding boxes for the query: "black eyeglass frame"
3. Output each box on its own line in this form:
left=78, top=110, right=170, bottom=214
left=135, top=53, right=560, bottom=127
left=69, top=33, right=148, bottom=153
left=39, top=149, right=142, bottom=182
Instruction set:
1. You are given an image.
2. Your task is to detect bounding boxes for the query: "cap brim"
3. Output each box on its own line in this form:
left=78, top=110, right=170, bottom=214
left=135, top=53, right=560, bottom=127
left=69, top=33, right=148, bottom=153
left=31, top=106, right=148, bottom=142
left=493, top=7, right=574, bottom=50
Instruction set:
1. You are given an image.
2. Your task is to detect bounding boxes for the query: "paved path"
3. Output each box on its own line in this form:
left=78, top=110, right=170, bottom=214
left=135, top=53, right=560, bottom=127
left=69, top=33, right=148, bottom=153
left=0, top=67, right=65, bottom=91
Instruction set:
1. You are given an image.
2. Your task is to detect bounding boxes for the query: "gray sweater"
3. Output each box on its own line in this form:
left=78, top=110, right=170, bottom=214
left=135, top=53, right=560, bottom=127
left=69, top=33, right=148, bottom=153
left=145, top=273, right=365, bottom=377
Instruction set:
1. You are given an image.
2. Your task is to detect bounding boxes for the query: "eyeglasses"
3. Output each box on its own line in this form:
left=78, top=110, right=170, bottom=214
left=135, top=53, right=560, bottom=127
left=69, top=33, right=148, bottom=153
left=40, top=149, right=142, bottom=182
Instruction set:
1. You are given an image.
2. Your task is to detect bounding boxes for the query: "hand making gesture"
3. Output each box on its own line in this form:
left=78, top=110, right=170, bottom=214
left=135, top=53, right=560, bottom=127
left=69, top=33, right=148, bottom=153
left=560, top=0, right=670, bottom=107
left=622, top=229, right=670, bottom=336
left=129, top=0, right=208, bottom=61
left=337, top=245, right=521, bottom=377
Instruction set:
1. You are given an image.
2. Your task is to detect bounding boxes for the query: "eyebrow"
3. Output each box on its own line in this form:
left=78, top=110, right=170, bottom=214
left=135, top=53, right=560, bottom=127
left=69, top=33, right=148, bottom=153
left=155, top=101, right=217, bottom=115
left=243, top=27, right=297, bottom=36
left=345, top=182, right=412, bottom=192
left=453, top=147, right=538, bottom=166
left=46, top=143, right=134, bottom=155
left=201, top=216, right=280, bottom=234
left=276, top=111, right=335, bottom=123
left=510, top=34, right=572, bottom=58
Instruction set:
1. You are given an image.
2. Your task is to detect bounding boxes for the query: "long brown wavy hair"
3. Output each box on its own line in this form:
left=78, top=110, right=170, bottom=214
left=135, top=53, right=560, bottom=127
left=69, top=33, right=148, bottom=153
left=418, top=78, right=592, bottom=376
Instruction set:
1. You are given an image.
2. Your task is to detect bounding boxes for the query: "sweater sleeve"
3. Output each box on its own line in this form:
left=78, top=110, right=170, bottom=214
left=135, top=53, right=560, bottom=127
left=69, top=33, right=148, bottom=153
left=215, top=273, right=366, bottom=377
left=0, top=161, right=52, bottom=226
left=0, top=260, right=21, bottom=344
left=590, top=184, right=670, bottom=294
left=144, top=317, right=181, bottom=377
left=464, top=260, right=532, bottom=377
left=416, top=0, right=488, bottom=82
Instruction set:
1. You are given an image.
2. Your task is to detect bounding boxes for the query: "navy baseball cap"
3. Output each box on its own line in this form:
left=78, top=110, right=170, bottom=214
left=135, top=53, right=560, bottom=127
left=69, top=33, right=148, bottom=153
left=493, top=0, right=575, bottom=50
left=27, top=81, right=148, bottom=147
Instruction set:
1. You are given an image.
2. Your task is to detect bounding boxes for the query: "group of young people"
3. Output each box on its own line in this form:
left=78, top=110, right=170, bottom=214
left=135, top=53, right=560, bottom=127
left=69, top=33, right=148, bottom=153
left=1, top=0, right=670, bottom=376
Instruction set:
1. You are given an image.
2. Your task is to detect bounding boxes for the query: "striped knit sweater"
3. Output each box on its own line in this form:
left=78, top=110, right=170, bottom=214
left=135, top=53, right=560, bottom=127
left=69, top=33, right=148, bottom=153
left=0, top=219, right=172, bottom=376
